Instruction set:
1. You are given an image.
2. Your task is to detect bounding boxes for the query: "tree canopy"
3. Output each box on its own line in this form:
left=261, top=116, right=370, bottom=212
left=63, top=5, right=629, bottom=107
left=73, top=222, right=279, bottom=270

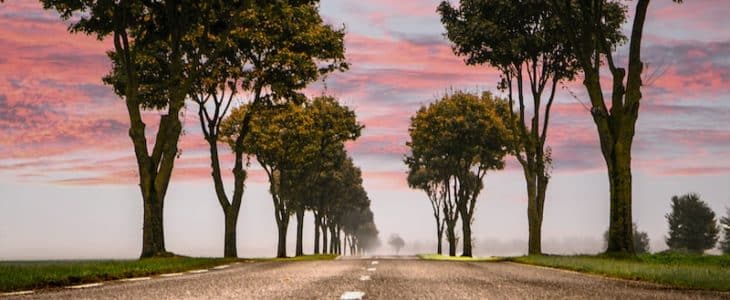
left=665, top=193, right=719, bottom=253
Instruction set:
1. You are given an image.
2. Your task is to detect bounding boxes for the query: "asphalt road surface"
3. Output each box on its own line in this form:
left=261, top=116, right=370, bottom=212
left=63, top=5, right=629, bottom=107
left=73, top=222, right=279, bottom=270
left=8, top=256, right=729, bottom=299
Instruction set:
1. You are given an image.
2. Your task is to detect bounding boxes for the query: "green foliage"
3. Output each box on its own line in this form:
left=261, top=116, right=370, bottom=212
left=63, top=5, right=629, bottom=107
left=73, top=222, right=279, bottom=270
left=603, top=223, right=650, bottom=254
left=438, top=0, right=578, bottom=80
left=511, top=253, right=730, bottom=291
left=406, top=91, right=510, bottom=179
left=0, top=257, right=236, bottom=292
left=719, top=208, right=730, bottom=254
left=665, top=193, right=720, bottom=253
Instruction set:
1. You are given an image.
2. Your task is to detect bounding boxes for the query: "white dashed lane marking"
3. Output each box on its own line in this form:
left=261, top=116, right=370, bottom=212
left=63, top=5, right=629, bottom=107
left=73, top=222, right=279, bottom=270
left=187, top=269, right=209, bottom=274
left=159, top=272, right=183, bottom=277
left=119, top=277, right=151, bottom=282
left=340, top=291, right=366, bottom=300
left=359, top=275, right=371, bottom=281
left=212, top=264, right=230, bottom=270
left=1, top=290, right=34, bottom=296
left=366, top=267, right=376, bottom=272
left=371, top=261, right=378, bottom=265
left=67, top=283, right=104, bottom=289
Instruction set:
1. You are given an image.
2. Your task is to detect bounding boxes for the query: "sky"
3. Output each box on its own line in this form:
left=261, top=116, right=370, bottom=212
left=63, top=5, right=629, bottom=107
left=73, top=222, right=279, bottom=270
left=0, top=0, right=728, bottom=259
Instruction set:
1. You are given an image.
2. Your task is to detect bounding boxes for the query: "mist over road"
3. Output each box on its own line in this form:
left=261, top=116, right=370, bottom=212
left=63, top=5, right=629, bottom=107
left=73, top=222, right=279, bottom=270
left=11, top=257, right=727, bottom=299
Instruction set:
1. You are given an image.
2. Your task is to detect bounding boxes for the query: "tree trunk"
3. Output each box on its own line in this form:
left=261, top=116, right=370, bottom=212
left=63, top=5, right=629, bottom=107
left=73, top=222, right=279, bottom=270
left=460, top=209, right=473, bottom=257
left=436, top=223, right=444, bottom=255
left=276, top=221, right=288, bottom=258
left=322, top=221, right=328, bottom=254
left=606, top=141, right=634, bottom=253
left=329, top=225, right=336, bottom=254
left=295, top=207, right=305, bottom=256
left=141, top=191, right=166, bottom=257
left=223, top=208, right=240, bottom=257
left=525, top=173, right=543, bottom=255
left=446, top=221, right=457, bottom=256
left=313, top=212, right=321, bottom=254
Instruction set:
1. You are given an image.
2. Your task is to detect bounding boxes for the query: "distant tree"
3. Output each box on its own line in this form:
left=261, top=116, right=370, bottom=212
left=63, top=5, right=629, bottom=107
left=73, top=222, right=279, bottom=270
left=302, top=97, right=363, bottom=256
left=665, top=194, right=719, bottom=253
left=603, top=223, right=650, bottom=253
left=388, top=234, right=406, bottom=255
left=406, top=91, right=510, bottom=257
left=439, top=0, right=577, bottom=256
left=719, top=208, right=730, bottom=254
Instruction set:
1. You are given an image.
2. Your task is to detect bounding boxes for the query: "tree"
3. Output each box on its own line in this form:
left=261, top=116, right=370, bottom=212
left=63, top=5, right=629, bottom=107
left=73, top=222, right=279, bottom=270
left=237, top=103, right=317, bottom=258
left=388, top=234, right=406, bottom=255
left=720, top=208, right=730, bottom=254
left=42, top=0, right=210, bottom=258
left=603, top=223, right=650, bottom=253
left=191, top=1, right=347, bottom=257
left=439, top=0, right=578, bottom=255
left=547, top=0, right=684, bottom=254
left=299, top=97, right=362, bottom=256
left=665, top=193, right=719, bottom=253
left=406, top=166, right=446, bottom=255
left=406, top=91, right=510, bottom=257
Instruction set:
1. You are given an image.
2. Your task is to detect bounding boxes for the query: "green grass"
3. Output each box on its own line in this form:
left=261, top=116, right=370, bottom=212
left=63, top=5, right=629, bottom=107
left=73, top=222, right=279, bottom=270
left=510, top=253, right=730, bottom=291
left=0, top=257, right=237, bottom=292
left=418, top=254, right=504, bottom=262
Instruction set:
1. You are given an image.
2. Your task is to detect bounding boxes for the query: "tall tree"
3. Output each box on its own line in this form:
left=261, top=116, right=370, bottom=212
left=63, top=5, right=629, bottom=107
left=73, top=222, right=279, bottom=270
left=547, top=0, right=683, bottom=254
left=439, top=0, right=578, bottom=255
left=42, top=0, right=207, bottom=257
left=665, top=193, right=719, bottom=253
left=406, top=166, right=446, bottom=255
left=720, top=208, right=730, bottom=254
left=406, top=91, right=510, bottom=257
left=191, top=1, right=347, bottom=257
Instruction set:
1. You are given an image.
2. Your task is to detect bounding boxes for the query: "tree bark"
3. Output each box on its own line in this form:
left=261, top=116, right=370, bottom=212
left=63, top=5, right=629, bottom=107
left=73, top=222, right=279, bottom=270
left=322, top=220, right=328, bottom=254
left=526, top=172, right=547, bottom=255
left=276, top=221, right=288, bottom=258
left=329, top=225, right=336, bottom=254
left=436, top=220, right=444, bottom=255
left=314, top=212, right=321, bottom=254
left=141, top=191, right=166, bottom=257
left=459, top=207, right=473, bottom=257
left=295, top=207, right=305, bottom=256
left=224, top=208, right=239, bottom=257
left=445, top=220, right=457, bottom=256
left=606, top=139, right=634, bottom=253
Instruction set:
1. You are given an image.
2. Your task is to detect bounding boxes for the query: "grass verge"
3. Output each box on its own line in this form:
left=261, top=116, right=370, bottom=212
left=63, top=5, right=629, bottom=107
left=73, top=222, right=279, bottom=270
left=418, top=254, right=504, bottom=262
left=0, top=257, right=237, bottom=292
left=509, top=253, right=730, bottom=291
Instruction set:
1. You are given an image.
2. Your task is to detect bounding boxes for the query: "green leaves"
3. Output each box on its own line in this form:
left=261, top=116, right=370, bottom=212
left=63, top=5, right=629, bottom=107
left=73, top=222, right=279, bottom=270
left=406, top=91, right=510, bottom=178
left=666, top=193, right=720, bottom=253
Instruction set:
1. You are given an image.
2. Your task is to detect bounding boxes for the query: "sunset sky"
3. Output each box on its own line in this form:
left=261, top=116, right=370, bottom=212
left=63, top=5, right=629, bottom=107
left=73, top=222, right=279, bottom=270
left=0, top=0, right=728, bottom=259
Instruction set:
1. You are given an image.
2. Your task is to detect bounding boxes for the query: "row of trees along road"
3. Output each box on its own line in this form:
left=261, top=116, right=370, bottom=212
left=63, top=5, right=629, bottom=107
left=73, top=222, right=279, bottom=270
left=433, top=0, right=684, bottom=255
left=41, top=0, right=379, bottom=258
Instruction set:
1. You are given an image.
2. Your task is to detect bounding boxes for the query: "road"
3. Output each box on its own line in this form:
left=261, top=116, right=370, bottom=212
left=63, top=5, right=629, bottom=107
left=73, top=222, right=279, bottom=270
left=8, top=256, right=728, bottom=299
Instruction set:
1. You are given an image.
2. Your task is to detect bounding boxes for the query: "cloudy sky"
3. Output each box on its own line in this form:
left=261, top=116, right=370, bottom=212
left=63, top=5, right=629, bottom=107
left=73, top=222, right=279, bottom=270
left=0, top=0, right=728, bottom=259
